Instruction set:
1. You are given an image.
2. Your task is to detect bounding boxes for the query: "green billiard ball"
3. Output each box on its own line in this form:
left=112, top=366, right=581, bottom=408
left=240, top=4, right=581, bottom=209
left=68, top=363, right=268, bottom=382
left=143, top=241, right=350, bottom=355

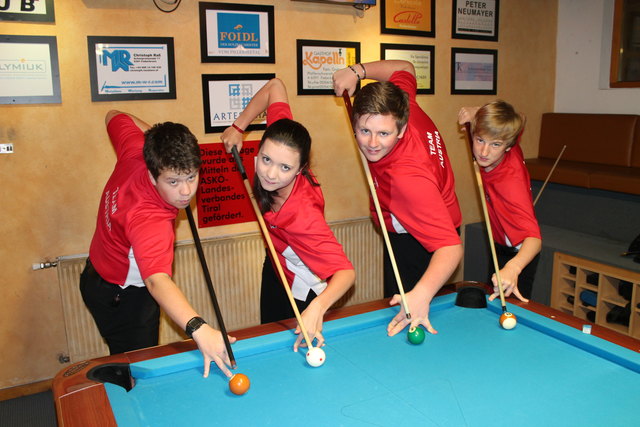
left=407, top=326, right=425, bottom=344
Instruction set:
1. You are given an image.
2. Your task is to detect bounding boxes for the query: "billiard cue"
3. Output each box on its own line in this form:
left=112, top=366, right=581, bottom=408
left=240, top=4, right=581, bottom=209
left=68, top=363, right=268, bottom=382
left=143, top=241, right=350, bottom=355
left=185, top=207, right=237, bottom=369
left=533, top=144, right=566, bottom=206
left=342, top=91, right=411, bottom=321
left=621, top=251, right=640, bottom=256
left=464, top=123, right=508, bottom=313
left=230, top=146, right=316, bottom=349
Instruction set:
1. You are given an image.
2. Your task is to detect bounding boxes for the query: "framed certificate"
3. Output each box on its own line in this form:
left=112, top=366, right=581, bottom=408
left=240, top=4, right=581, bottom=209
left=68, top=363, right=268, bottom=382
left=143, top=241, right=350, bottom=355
left=452, top=0, right=499, bottom=41
left=381, top=43, right=435, bottom=94
left=0, top=0, right=55, bottom=22
left=87, top=36, right=176, bottom=102
left=199, top=2, right=275, bottom=63
left=451, top=48, right=498, bottom=95
left=202, top=73, right=275, bottom=133
left=0, top=35, right=61, bottom=104
left=381, top=0, right=435, bottom=37
left=297, top=39, right=360, bottom=95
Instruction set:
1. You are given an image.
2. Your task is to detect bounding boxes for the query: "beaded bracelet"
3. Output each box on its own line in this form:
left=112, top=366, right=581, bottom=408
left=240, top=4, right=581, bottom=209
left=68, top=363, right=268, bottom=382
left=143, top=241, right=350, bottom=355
left=348, top=65, right=361, bottom=81
left=359, top=63, right=367, bottom=80
left=231, top=123, right=244, bottom=134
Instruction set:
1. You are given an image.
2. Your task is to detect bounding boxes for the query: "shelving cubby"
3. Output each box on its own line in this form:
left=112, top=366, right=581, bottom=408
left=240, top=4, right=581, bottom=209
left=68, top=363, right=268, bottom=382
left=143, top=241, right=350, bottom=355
left=551, top=252, right=639, bottom=338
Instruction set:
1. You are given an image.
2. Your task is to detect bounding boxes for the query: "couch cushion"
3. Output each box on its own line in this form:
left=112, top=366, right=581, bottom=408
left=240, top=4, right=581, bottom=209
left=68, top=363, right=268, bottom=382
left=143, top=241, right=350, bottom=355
left=525, top=158, right=590, bottom=188
left=632, top=118, right=640, bottom=168
left=589, top=164, right=640, bottom=195
left=539, top=113, right=636, bottom=167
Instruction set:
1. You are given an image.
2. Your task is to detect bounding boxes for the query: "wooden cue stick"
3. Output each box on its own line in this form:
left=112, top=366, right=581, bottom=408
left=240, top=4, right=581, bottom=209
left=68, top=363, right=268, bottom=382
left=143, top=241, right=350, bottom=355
left=230, top=146, right=315, bottom=348
left=533, top=144, right=566, bottom=206
left=185, top=207, right=236, bottom=369
left=342, top=91, right=411, bottom=321
left=464, top=123, right=508, bottom=312
left=620, top=251, right=640, bottom=256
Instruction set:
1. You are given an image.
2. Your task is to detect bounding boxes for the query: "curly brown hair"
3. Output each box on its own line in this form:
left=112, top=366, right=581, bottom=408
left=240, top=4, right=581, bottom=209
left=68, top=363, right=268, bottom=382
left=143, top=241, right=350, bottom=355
left=143, top=122, right=201, bottom=179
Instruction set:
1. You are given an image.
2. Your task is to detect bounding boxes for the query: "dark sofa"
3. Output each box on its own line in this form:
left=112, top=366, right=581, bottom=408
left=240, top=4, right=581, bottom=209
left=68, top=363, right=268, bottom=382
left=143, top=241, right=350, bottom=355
left=524, top=113, right=640, bottom=195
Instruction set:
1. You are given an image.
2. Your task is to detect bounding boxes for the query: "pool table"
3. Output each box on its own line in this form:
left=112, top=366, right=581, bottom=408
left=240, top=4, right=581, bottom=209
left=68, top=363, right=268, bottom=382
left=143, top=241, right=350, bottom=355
left=54, top=288, right=640, bottom=426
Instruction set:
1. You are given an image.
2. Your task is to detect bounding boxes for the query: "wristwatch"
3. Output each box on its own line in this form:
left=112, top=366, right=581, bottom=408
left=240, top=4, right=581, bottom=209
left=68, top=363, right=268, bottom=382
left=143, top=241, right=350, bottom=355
left=185, top=316, right=207, bottom=338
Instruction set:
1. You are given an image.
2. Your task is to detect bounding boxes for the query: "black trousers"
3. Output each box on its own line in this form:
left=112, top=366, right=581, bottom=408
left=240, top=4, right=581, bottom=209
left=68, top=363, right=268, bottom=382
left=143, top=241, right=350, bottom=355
left=492, top=244, right=541, bottom=300
left=383, top=232, right=435, bottom=298
left=260, top=252, right=316, bottom=324
left=79, top=259, right=160, bottom=355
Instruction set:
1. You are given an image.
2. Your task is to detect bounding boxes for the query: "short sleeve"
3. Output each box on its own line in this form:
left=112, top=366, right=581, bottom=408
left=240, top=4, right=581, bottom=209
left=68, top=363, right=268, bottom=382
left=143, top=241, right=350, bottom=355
left=267, top=102, right=294, bottom=127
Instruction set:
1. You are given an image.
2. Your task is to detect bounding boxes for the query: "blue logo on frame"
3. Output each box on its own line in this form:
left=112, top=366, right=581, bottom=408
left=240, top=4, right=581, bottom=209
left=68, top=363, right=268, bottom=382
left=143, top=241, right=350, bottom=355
left=228, top=83, right=252, bottom=110
left=101, top=50, right=134, bottom=71
left=217, top=13, right=260, bottom=49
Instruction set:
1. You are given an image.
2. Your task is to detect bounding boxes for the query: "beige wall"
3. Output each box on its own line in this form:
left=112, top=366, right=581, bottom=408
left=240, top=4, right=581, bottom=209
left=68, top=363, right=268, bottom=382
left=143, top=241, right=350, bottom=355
left=0, top=0, right=557, bottom=389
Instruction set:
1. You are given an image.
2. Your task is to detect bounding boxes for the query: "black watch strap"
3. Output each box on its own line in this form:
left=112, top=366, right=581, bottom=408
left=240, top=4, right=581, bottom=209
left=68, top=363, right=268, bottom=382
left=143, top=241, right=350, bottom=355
left=185, top=316, right=207, bottom=338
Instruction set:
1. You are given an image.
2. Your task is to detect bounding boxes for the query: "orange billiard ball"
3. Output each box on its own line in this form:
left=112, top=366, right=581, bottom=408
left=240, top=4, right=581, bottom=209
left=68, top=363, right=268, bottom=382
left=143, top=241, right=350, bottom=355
left=499, top=312, right=517, bottom=330
left=229, top=373, right=250, bottom=395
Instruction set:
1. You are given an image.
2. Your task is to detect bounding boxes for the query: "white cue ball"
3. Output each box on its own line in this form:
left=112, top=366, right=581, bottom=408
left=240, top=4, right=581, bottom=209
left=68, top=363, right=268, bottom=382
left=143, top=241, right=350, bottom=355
left=500, top=312, right=517, bottom=330
left=305, top=347, right=326, bottom=367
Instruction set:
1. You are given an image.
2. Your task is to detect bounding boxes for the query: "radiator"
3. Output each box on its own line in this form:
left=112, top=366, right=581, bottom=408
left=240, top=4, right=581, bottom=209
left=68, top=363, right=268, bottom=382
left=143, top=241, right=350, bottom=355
left=57, top=218, right=382, bottom=362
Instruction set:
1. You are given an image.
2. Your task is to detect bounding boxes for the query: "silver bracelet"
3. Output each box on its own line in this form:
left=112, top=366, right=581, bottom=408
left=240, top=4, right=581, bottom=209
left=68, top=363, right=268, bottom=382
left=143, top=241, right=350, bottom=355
left=348, top=65, right=361, bottom=81
left=360, top=63, right=367, bottom=80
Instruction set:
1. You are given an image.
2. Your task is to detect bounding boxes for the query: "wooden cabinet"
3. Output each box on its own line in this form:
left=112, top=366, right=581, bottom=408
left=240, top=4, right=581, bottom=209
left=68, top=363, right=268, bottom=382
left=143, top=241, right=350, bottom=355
left=551, top=252, right=640, bottom=339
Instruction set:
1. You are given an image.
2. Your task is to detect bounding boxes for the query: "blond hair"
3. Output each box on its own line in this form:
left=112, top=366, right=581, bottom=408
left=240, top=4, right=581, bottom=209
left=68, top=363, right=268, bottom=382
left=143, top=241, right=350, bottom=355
left=471, top=100, right=524, bottom=148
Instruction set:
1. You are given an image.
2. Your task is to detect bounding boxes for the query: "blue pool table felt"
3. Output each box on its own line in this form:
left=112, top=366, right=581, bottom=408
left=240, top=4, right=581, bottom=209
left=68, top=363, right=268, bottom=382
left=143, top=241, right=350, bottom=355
left=105, top=294, right=640, bottom=426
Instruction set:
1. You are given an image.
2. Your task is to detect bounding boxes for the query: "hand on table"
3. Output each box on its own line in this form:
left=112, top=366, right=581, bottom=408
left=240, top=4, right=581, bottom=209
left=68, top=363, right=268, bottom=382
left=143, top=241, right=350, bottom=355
left=293, top=302, right=326, bottom=351
left=490, top=264, right=529, bottom=303
left=191, top=324, right=237, bottom=378
left=386, top=288, right=438, bottom=337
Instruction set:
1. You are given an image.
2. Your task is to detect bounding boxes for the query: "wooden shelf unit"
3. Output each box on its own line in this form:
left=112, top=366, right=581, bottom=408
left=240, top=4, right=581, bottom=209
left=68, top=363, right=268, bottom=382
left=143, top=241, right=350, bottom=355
left=551, top=252, right=640, bottom=339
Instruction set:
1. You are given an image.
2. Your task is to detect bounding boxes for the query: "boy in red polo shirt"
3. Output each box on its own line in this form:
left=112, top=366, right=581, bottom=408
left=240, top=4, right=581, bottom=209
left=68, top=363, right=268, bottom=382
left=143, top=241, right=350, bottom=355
left=333, top=60, right=463, bottom=337
left=458, top=101, right=542, bottom=302
left=80, top=110, right=235, bottom=378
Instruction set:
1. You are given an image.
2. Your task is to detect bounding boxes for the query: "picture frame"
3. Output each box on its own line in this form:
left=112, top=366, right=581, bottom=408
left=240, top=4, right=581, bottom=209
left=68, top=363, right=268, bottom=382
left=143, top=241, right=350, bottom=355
left=87, top=36, right=176, bottom=102
left=452, top=0, right=499, bottom=41
left=199, top=2, right=275, bottom=63
left=451, top=48, right=497, bottom=95
left=381, top=0, right=435, bottom=37
left=296, top=39, right=360, bottom=95
left=0, top=0, right=55, bottom=22
left=202, top=73, right=275, bottom=133
left=381, top=43, right=434, bottom=94
left=0, top=35, right=61, bottom=104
